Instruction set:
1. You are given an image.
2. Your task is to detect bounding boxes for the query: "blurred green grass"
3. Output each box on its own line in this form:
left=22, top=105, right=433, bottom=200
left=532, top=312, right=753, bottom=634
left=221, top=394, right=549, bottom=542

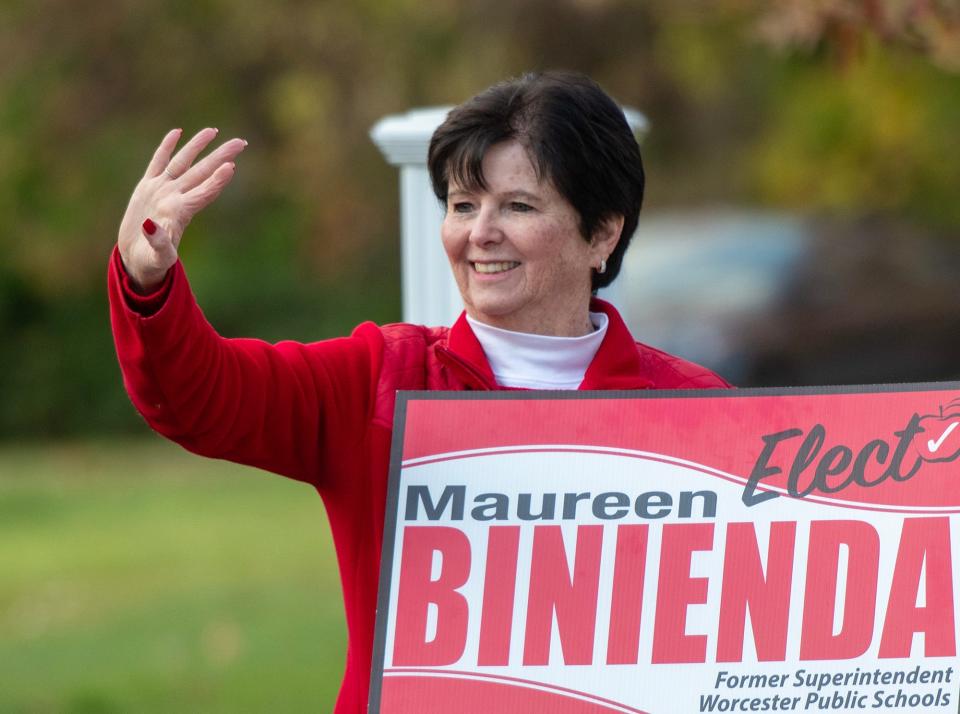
left=0, top=439, right=345, bottom=713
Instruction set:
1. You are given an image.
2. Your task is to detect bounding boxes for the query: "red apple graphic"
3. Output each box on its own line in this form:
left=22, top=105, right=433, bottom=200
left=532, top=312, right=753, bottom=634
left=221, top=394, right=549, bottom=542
left=912, top=397, right=960, bottom=463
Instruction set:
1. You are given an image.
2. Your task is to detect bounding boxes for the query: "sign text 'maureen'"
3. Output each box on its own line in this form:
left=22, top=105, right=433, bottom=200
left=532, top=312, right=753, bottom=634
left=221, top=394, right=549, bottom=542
left=404, top=485, right=718, bottom=522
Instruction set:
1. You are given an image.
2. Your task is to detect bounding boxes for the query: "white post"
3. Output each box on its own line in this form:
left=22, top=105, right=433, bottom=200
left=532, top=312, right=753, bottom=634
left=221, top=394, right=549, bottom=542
left=371, top=106, right=648, bottom=327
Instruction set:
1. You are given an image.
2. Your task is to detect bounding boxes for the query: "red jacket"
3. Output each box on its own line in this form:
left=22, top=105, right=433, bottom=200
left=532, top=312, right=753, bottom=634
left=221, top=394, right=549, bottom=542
left=108, top=247, right=730, bottom=713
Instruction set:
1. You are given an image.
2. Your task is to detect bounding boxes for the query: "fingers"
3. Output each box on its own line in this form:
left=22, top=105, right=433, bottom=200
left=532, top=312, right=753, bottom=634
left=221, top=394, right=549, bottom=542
left=178, top=137, right=247, bottom=192
left=182, top=162, right=237, bottom=216
left=144, top=128, right=184, bottom=178
left=129, top=127, right=244, bottom=246
left=165, top=127, right=220, bottom=179
left=143, top=127, right=245, bottom=191
left=140, top=217, right=174, bottom=252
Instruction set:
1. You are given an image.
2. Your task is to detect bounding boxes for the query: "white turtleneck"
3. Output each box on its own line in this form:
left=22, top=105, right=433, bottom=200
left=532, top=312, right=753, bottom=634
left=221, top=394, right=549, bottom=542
left=465, top=312, right=609, bottom=390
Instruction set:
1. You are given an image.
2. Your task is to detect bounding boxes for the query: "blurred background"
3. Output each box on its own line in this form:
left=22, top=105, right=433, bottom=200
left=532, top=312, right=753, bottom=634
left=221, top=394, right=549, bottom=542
left=2, top=0, right=959, bottom=710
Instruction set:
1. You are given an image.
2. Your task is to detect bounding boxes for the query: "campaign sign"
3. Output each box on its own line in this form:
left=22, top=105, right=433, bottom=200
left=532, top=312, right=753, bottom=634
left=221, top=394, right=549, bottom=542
left=369, top=386, right=960, bottom=713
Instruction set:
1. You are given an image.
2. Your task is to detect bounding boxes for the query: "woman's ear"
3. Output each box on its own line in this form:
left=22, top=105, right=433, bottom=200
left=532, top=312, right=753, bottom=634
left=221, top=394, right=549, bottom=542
left=591, top=214, right=625, bottom=261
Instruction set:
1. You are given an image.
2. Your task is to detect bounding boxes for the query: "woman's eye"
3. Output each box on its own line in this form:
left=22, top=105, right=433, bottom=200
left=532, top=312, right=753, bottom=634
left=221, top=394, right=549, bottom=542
left=451, top=202, right=473, bottom=214
left=510, top=202, right=533, bottom=212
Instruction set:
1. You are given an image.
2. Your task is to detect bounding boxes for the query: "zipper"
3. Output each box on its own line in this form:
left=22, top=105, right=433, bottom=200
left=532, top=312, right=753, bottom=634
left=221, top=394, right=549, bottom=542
left=436, top=346, right=494, bottom=390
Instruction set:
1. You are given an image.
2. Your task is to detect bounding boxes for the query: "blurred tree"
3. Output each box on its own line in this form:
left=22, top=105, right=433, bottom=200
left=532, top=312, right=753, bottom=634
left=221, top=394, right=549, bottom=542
left=745, top=0, right=960, bottom=226
left=756, top=0, right=960, bottom=72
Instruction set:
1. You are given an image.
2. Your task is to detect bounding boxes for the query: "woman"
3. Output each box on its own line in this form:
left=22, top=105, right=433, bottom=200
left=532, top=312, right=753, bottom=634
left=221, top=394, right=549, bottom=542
left=110, top=71, right=729, bottom=713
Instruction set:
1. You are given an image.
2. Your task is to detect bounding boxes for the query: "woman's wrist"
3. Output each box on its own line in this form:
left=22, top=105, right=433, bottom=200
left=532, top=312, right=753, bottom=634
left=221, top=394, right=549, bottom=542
left=119, top=252, right=169, bottom=296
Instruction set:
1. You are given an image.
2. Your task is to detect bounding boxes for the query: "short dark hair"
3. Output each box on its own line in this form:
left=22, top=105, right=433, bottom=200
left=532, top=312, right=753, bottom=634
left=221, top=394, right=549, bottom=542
left=427, top=70, right=644, bottom=290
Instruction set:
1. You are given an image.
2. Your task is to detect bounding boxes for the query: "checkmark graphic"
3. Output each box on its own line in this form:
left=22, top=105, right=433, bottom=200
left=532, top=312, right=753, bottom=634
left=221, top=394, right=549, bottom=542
left=927, top=421, right=959, bottom=453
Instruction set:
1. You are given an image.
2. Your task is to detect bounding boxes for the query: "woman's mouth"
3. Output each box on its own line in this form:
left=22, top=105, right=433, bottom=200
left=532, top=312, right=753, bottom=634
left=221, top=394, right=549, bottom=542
left=472, top=261, right=520, bottom=274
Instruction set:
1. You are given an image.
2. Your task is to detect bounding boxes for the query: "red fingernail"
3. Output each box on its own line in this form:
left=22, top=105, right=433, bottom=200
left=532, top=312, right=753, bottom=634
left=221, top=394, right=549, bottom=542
left=142, top=219, right=157, bottom=236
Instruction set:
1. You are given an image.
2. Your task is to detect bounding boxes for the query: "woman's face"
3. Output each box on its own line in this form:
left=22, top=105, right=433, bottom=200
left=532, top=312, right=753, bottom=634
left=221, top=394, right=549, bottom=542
left=441, top=140, right=617, bottom=337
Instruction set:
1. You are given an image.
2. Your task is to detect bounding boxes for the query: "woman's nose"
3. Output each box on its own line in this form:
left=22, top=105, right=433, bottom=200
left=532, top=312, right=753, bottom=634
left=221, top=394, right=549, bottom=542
left=468, top=206, right=503, bottom=246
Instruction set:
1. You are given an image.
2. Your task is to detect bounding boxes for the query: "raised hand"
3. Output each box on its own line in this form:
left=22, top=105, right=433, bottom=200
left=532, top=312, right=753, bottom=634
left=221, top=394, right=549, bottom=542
left=118, top=127, right=247, bottom=293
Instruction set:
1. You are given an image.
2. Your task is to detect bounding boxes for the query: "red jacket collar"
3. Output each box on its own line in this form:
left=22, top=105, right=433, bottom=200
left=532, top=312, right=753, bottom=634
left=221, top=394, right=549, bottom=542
left=581, top=298, right=654, bottom=390
left=438, top=299, right=654, bottom=391
left=438, top=312, right=498, bottom=389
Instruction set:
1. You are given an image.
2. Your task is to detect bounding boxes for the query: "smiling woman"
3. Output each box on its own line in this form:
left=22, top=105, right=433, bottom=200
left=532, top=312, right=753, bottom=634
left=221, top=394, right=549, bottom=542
left=440, top=141, right=618, bottom=337
left=108, top=70, right=730, bottom=713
